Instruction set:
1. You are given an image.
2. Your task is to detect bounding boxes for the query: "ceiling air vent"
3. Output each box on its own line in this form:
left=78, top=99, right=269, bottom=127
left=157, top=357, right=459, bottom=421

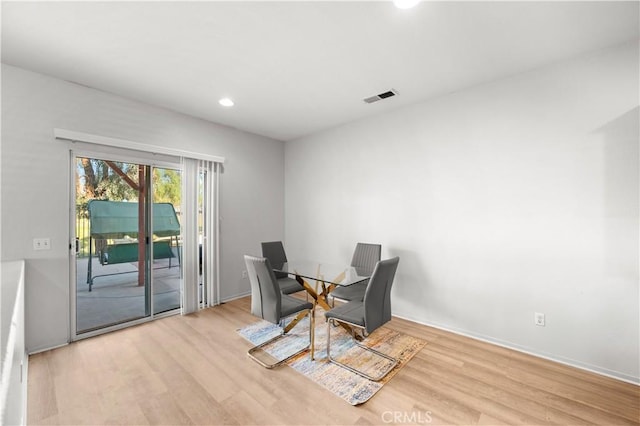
left=363, top=89, right=398, bottom=104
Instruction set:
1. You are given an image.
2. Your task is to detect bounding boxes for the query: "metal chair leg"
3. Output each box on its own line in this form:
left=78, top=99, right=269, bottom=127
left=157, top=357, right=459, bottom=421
left=248, top=309, right=313, bottom=368
left=326, top=319, right=399, bottom=381
left=310, top=307, right=315, bottom=360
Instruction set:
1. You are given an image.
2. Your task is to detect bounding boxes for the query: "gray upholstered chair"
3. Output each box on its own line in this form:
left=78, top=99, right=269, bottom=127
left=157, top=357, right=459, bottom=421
left=244, top=255, right=314, bottom=368
left=261, top=241, right=304, bottom=295
left=325, top=256, right=400, bottom=381
left=329, top=243, right=381, bottom=306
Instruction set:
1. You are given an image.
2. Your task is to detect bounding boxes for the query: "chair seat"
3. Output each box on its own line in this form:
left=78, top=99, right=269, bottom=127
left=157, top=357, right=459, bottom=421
left=330, top=281, right=367, bottom=302
left=278, top=276, right=304, bottom=295
left=281, top=294, right=314, bottom=317
left=324, top=300, right=365, bottom=327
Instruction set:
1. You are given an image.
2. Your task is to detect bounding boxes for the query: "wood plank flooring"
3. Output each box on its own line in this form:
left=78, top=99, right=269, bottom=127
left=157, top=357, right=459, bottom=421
left=28, top=297, right=639, bottom=425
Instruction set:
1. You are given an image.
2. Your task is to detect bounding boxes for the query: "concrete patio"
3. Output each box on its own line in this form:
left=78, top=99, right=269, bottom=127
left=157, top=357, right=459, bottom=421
left=75, top=255, right=182, bottom=332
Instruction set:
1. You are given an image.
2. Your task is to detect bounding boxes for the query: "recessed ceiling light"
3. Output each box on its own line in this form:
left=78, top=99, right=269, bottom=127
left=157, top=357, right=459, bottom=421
left=394, top=0, right=420, bottom=9
left=219, top=97, right=234, bottom=107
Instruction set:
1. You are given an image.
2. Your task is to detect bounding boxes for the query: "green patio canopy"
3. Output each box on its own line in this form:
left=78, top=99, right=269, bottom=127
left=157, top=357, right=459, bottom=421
left=88, top=200, right=180, bottom=238
left=86, top=200, right=181, bottom=290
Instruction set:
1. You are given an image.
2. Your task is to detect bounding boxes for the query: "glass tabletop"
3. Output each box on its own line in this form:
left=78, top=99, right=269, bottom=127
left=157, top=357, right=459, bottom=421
left=273, top=260, right=372, bottom=287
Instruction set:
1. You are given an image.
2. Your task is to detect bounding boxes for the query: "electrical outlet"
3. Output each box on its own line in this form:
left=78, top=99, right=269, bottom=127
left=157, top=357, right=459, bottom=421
left=242, top=270, right=248, bottom=279
left=33, top=238, right=51, bottom=251
left=534, top=312, right=545, bottom=327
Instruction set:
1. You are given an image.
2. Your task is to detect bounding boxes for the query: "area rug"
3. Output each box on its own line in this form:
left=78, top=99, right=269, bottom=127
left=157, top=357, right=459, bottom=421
left=237, top=308, right=426, bottom=405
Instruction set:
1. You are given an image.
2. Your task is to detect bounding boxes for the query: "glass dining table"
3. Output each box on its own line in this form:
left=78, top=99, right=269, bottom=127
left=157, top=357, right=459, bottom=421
left=272, top=260, right=372, bottom=358
left=273, top=260, right=371, bottom=309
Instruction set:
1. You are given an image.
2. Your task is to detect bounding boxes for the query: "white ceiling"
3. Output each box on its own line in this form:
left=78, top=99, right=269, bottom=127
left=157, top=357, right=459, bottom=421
left=2, top=1, right=638, bottom=141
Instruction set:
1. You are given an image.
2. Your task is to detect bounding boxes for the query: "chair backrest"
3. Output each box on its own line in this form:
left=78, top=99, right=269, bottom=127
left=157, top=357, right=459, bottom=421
left=363, top=257, right=400, bottom=334
left=261, top=241, right=288, bottom=279
left=351, top=243, right=382, bottom=272
left=244, top=255, right=282, bottom=324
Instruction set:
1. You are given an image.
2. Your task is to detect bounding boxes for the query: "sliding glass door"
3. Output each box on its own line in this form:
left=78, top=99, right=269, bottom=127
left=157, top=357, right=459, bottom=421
left=74, top=155, right=182, bottom=334
left=151, top=166, right=182, bottom=315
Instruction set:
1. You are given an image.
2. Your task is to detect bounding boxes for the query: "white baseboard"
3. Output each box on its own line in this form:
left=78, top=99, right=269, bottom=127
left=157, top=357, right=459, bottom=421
left=28, top=342, right=69, bottom=356
left=393, top=313, right=640, bottom=386
left=219, top=291, right=251, bottom=304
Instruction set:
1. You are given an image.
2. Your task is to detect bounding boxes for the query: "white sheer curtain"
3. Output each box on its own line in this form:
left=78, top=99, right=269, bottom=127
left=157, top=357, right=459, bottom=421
left=181, top=158, right=221, bottom=314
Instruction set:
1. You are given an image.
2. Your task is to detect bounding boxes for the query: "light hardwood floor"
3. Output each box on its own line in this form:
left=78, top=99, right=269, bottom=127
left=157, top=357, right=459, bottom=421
left=28, top=297, right=639, bottom=425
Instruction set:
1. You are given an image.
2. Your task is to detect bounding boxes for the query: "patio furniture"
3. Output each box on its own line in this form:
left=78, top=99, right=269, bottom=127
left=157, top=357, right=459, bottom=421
left=86, top=200, right=181, bottom=291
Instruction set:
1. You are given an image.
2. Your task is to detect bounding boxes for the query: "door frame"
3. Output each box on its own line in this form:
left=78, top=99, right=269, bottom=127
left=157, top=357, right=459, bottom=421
left=69, top=148, right=182, bottom=341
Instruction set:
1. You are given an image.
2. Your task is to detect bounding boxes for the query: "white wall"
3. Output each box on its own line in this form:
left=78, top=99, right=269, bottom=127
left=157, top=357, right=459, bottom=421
left=285, top=41, right=639, bottom=383
left=1, top=64, right=285, bottom=352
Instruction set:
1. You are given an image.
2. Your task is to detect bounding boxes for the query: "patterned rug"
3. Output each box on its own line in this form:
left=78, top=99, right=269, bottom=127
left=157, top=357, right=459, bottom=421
left=237, top=307, right=427, bottom=405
